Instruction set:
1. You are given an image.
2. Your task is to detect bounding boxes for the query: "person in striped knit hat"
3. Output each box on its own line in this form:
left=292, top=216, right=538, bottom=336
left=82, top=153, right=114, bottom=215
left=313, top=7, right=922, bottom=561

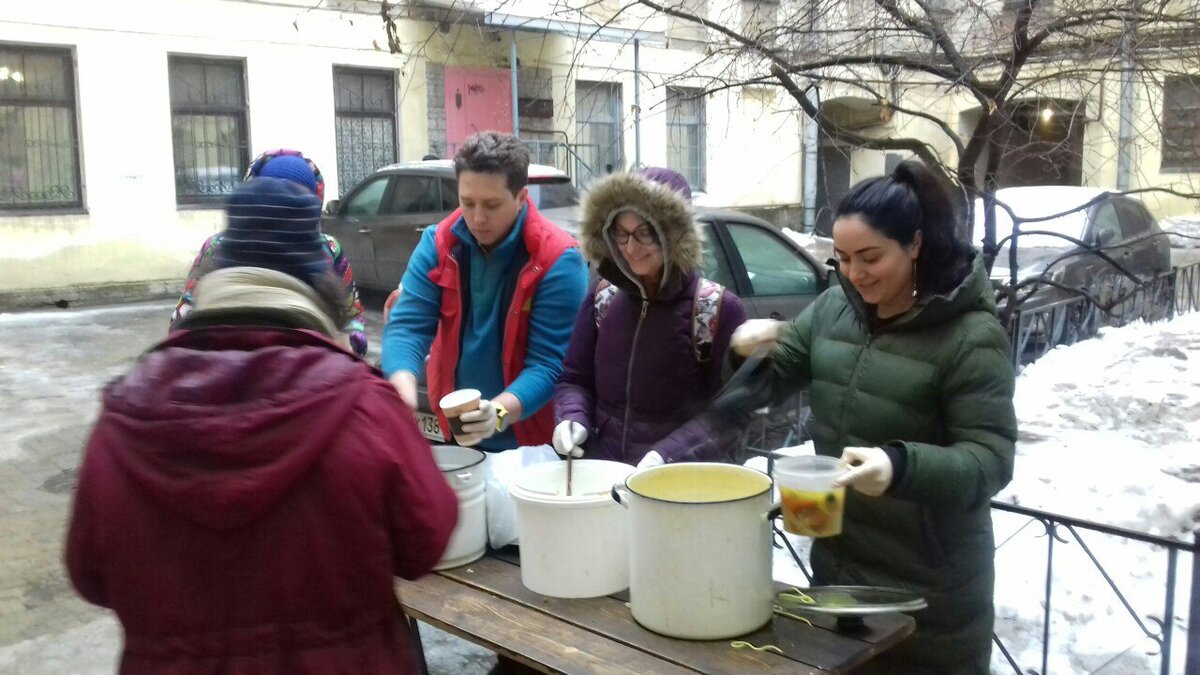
left=66, top=174, right=458, bottom=675
left=170, top=151, right=368, bottom=356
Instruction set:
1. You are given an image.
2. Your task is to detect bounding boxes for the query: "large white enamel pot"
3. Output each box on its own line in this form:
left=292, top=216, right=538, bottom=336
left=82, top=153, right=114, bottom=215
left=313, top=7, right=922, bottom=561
left=612, top=462, right=775, bottom=640
left=431, top=445, right=487, bottom=570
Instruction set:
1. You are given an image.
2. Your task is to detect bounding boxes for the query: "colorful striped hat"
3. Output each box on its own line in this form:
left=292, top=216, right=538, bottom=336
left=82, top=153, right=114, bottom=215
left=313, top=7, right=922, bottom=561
left=215, top=177, right=328, bottom=285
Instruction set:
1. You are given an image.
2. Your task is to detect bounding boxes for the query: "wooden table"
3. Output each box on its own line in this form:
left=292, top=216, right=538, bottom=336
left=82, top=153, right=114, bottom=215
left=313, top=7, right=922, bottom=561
left=396, top=550, right=914, bottom=674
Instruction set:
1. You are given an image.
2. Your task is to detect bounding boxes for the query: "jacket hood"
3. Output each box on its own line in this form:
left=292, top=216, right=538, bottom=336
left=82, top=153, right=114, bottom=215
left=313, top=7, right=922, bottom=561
left=579, top=172, right=702, bottom=294
left=839, top=252, right=996, bottom=331
left=97, top=327, right=373, bottom=530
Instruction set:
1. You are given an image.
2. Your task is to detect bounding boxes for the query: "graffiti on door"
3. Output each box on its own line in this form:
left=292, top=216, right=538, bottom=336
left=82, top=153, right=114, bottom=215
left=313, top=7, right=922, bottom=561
left=444, top=67, right=514, bottom=149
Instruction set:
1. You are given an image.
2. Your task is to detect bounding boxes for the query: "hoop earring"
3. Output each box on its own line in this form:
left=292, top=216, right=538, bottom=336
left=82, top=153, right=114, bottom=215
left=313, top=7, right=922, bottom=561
left=911, top=261, right=919, bottom=298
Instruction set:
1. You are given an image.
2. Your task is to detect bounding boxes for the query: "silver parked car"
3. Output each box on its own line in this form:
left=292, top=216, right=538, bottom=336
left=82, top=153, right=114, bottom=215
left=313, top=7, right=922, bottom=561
left=321, top=160, right=580, bottom=291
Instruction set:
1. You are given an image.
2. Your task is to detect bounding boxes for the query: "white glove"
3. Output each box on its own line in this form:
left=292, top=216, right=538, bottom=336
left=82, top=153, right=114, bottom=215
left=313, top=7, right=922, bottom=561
left=552, top=420, right=587, bottom=458
left=832, top=446, right=894, bottom=497
left=730, top=319, right=788, bottom=357
left=636, top=450, right=665, bottom=469
left=456, top=399, right=499, bottom=447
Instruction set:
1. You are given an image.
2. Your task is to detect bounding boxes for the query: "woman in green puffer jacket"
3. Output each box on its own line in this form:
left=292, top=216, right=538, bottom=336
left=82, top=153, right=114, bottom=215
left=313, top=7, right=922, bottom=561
left=734, top=161, right=1017, bottom=674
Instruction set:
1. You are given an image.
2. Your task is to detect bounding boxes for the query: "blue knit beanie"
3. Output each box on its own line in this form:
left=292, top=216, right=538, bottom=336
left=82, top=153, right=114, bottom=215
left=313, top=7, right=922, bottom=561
left=215, top=177, right=329, bottom=284
left=256, top=155, right=320, bottom=196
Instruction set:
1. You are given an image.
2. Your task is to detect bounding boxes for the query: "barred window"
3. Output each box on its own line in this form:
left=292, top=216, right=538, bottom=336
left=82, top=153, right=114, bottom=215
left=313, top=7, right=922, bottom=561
left=575, top=81, right=623, bottom=186
left=739, top=0, right=779, bottom=40
left=0, top=45, right=82, bottom=210
left=169, top=56, right=248, bottom=205
left=334, top=67, right=397, bottom=197
left=666, top=87, right=706, bottom=190
left=1162, top=75, right=1200, bottom=171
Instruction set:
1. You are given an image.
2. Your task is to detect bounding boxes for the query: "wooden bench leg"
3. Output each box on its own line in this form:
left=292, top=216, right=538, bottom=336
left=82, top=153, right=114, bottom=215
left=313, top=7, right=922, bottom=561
left=408, top=616, right=431, bottom=675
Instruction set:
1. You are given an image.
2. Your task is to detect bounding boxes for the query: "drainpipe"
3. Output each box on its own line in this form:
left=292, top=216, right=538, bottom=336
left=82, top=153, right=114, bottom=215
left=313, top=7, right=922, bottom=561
left=634, top=39, right=642, bottom=168
left=511, top=35, right=520, bottom=137
left=802, top=88, right=820, bottom=231
left=1116, top=0, right=1135, bottom=191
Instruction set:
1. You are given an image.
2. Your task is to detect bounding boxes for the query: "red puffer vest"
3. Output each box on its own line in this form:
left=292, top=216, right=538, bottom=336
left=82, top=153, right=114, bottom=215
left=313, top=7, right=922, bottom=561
left=427, top=198, right=577, bottom=446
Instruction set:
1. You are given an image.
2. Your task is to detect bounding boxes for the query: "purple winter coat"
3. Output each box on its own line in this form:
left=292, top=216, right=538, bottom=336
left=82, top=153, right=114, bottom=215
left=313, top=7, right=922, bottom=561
left=553, top=172, right=749, bottom=465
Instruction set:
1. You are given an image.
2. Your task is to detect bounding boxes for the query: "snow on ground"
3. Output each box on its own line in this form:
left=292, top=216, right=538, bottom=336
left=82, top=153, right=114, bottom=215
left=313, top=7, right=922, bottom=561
left=765, top=311, right=1200, bottom=674
left=1163, top=215, right=1200, bottom=249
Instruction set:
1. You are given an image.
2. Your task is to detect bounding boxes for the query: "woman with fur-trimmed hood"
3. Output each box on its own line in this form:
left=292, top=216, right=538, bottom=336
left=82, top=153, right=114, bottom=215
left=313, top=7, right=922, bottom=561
left=552, top=169, right=748, bottom=468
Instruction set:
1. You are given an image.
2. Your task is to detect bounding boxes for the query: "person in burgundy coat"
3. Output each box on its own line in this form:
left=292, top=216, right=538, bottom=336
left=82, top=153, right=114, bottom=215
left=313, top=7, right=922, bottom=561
left=64, top=177, right=458, bottom=675
left=552, top=169, right=749, bottom=468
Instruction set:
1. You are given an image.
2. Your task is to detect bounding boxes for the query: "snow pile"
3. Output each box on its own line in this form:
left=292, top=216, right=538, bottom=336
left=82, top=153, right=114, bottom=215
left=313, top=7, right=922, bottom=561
left=1162, top=215, right=1200, bottom=249
left=994, top=312, right=1199, bottom=674
left=999, top=312, right=1200, bottom=537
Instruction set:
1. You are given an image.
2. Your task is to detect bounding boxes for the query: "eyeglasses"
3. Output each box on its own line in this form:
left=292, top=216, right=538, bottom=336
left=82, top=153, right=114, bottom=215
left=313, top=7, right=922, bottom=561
left=612, top=226, right=660, bottom=247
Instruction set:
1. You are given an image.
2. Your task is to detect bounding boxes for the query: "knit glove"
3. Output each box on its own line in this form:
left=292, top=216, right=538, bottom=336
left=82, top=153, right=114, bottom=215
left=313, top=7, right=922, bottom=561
left=832, top=446, right=894, bottom=497
left=552, top=420, right=587, bottom=458
left=730, top=319, right=788, bottom=357
left=457, top=400, right=499, bottom=447
left=636, top=451, right=665, bottom=469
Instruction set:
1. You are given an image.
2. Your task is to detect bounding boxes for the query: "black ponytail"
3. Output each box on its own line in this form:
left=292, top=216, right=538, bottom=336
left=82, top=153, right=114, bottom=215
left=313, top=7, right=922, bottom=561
left=834, top=160, right=972, bottom=295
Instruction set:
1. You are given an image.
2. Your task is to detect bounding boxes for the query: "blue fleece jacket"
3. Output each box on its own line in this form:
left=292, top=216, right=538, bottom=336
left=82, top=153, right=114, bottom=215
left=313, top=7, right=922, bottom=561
left=382, top=206, right=588, bottom=450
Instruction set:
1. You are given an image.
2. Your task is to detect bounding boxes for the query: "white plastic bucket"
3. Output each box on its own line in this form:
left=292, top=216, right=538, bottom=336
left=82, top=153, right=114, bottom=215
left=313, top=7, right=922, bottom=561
left=509, top=459, right=635, bottom=598
left=432, top=445, right=487, bottom=570
left=613, top=463, right=775, bottom=640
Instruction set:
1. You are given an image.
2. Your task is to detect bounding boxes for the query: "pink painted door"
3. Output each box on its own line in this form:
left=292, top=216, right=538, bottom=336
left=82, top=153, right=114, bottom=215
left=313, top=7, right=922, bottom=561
left=444, top=67, right=514, bottom=152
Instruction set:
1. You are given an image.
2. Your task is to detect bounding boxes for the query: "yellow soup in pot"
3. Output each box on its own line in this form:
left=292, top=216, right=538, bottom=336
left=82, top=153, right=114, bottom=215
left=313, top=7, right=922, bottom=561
left=780, top=486, right=844, bottom=537
left=629, top=465, right=771, bottom=503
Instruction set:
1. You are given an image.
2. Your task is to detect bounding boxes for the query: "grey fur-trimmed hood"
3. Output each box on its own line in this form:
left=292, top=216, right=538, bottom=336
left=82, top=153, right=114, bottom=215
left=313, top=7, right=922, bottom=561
left=579, top=172, right=702, bottom=277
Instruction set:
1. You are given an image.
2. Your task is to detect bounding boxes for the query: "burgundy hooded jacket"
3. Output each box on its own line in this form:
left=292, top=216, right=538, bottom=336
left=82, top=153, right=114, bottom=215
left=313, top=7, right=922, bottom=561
left=65, top=327, right=457, bottom=674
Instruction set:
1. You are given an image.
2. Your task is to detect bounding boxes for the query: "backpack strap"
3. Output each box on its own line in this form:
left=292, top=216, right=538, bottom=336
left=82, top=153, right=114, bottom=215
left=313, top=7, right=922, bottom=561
left=691, top=278, right=725, bottom=363
left=593, top=279, right=619, bottom=328
left=595, top=277, right=724, bottom=364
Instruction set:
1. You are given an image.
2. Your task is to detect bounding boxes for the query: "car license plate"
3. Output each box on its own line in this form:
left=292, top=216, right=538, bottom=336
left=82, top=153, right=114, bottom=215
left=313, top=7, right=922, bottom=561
left=415, top=412, right=446, bottom=442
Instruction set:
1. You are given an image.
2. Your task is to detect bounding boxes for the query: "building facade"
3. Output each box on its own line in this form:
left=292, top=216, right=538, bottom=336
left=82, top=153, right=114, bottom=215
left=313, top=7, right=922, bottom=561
left=0, top=0, right=805, bottom=304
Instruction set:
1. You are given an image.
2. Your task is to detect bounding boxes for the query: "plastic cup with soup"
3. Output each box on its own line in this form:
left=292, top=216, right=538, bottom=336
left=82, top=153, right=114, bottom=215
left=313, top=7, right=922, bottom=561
left=438, top=388, right=482, bottom=446
left=772, top=455, right=845, bottom=538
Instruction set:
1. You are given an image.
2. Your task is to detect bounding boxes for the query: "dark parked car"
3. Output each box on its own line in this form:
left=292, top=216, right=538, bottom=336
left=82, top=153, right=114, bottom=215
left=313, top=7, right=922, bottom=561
left=322, top=160, right=580, bottom=290
left=974, top=186, right=1173, bottom=357
left=974, top=186, right=1172, bottom=315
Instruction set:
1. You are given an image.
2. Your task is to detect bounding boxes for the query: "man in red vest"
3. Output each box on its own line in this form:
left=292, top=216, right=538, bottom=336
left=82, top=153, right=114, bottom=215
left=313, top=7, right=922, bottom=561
left=381, top=132, right=588, bottom=453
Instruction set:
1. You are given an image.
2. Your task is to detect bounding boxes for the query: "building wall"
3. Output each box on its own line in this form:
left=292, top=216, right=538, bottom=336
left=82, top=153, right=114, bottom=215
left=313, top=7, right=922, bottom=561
left=0, top=0, right=804, bottom=301
left=0, top=0, right=410, bottom=300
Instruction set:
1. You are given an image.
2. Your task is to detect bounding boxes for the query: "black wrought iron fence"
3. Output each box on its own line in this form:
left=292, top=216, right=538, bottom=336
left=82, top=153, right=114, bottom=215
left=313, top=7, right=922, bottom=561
left=990, top=503, right=1198, bottom=675
left=748, top=444, right=1199, bottom=675
left=1007, top=261, right=1200, bottom=367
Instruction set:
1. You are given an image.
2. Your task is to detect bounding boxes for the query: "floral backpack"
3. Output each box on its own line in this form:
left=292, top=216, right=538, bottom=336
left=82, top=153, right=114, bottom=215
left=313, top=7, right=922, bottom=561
left=593, top=278, right=725, bottom=363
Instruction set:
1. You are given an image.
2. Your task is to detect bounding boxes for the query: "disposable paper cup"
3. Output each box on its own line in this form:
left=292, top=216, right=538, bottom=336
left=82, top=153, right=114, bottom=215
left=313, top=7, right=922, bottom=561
left=438, top=388, right=481, bottom=443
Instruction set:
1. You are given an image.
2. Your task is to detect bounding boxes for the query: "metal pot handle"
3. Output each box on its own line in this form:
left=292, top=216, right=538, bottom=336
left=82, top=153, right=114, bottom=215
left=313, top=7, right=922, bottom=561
left=762, top=502, right=782, bottom=522
left=455, top=471, right=472, bottom=487
left=611, top=484, right=631, bottom=508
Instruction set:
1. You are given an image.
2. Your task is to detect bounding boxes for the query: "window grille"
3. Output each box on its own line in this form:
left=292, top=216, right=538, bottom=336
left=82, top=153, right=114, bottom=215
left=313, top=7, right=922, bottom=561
left=0, top=44, right=82, bottom=210
left=168, top=56, right=249, bottom=205
left=666, top=86, right=706, bottom=190
left=334, top=67, right=397, bottom=196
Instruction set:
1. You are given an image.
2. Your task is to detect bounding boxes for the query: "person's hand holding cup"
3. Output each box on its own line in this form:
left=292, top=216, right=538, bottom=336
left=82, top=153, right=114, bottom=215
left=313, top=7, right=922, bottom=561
left=439, top=389, right=496, bottom=447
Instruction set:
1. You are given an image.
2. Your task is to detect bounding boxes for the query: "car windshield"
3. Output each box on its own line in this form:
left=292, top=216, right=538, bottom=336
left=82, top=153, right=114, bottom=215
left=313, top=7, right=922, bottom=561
left=972, top=193, right=1089, bottom=252
left=527, top=180, right=580, bottom=209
